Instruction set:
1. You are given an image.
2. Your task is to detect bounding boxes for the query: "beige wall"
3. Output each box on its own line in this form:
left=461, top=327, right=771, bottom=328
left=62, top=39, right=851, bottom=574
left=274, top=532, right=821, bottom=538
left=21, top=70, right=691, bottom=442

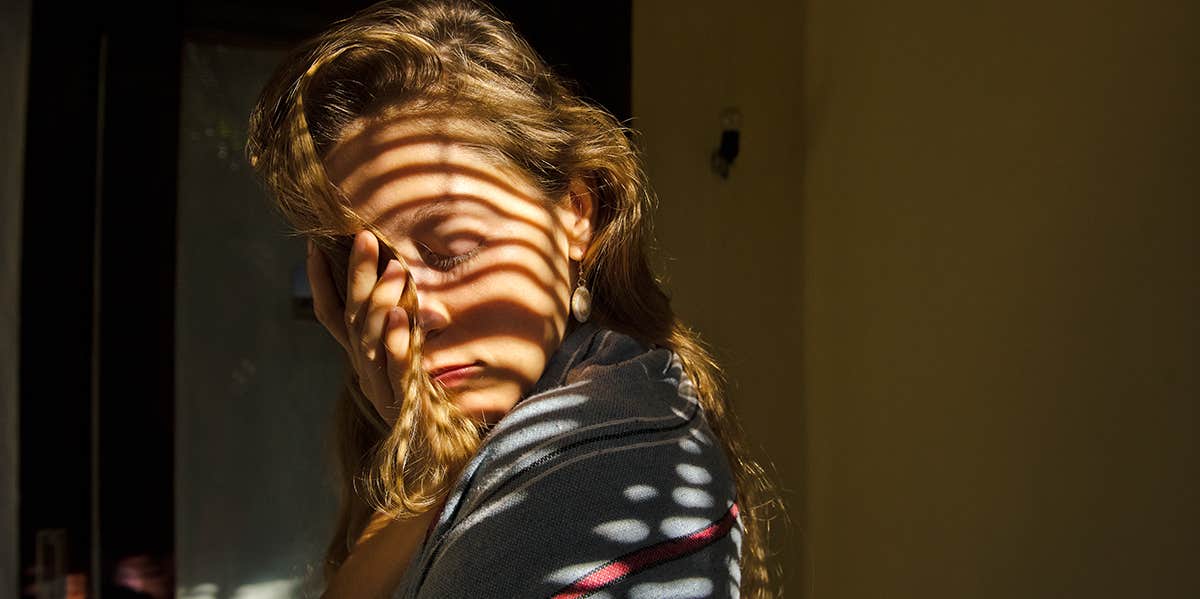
left=636, top=0, right=1197, bottom=597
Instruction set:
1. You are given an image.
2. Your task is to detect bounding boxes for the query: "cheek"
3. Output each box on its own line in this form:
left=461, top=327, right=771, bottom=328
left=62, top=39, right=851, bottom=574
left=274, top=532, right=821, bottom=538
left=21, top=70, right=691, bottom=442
left=448, top=237, right=571, bottom=378
left=454, top=249, right=568, bottom=341
left=478, top=220, right=572, bottom=308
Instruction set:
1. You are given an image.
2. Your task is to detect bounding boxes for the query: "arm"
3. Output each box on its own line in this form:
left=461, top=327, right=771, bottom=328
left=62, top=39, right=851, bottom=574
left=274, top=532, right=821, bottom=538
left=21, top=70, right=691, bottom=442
left=323, top=507, right=440, bottom=599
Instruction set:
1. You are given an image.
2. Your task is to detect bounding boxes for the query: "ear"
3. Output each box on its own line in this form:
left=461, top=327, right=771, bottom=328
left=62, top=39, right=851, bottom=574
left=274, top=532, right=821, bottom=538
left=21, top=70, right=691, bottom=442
left=561, top=178, right=594, bottom=261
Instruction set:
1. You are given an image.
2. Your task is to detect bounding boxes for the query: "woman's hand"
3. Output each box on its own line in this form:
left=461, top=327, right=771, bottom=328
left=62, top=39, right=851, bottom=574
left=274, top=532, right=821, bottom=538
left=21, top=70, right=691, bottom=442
left=307, top=230, right=411, bottom=417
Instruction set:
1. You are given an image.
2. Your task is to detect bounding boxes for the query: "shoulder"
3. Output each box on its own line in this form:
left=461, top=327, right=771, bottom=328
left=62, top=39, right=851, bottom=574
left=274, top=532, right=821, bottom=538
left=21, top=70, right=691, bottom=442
left=468, top=327, right=730, bottom=508
left=399, top=327, right=743, bottom=598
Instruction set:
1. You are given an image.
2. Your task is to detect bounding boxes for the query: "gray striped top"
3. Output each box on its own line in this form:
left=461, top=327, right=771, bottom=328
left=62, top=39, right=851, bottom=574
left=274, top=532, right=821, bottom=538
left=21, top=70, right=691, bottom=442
left=393, top=321, right=743, bottom=598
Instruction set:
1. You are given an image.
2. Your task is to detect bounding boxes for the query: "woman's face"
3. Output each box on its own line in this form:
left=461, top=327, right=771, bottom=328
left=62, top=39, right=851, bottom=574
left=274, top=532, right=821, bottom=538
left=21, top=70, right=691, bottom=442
left=323, top=116, right=592, bottom=423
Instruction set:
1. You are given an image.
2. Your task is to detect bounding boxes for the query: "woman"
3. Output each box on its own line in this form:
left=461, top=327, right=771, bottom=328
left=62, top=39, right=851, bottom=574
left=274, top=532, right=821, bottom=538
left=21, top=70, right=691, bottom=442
left=246, top=1, right=781, bottom=596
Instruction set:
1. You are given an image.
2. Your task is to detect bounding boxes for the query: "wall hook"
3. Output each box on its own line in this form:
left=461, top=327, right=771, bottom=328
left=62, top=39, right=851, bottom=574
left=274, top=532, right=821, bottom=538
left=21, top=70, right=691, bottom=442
left=711, top=107, right=742, bottom=179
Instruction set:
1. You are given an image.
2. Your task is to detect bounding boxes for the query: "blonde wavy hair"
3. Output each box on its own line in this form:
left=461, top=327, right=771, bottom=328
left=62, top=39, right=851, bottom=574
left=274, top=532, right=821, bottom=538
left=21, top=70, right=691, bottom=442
left=246, top=0, right=784, bottom=595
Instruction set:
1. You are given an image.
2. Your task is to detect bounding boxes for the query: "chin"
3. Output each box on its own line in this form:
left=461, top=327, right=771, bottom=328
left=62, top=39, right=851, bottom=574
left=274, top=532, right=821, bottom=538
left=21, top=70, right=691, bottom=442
left=450, top=388, right=519, bottom=425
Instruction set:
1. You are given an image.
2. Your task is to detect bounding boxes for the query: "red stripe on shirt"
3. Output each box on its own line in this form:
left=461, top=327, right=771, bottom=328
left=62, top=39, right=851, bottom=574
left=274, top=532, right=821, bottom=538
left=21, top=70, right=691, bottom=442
left=551, top=502, right=740, bottom=599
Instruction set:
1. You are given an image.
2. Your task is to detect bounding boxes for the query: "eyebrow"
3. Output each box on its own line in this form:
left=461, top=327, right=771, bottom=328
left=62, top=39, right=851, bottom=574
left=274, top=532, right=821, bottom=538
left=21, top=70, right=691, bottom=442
left=410, top=197, right=463, bottom=223
left=386, top=196, right=480, bottom=236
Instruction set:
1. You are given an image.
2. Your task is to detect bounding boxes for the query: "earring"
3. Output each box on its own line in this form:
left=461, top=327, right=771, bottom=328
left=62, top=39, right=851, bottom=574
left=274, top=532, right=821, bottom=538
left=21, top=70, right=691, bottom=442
left=570, top=270, right=592, bottom=323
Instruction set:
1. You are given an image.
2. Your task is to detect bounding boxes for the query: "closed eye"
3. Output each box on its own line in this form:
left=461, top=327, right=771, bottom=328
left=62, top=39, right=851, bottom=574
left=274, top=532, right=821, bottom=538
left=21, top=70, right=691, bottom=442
left=415, top=240, right=482, bottom=272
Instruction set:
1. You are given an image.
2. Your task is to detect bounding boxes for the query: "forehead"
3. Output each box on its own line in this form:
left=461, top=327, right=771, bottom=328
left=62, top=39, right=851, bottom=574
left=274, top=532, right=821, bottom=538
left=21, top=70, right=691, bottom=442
left=323, top=116, right=550, bottom=233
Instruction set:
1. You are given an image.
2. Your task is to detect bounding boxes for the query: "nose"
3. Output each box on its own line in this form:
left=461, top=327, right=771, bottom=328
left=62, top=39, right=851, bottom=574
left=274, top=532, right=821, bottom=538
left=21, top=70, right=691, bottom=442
left=412, top=283, right=451, bottom=339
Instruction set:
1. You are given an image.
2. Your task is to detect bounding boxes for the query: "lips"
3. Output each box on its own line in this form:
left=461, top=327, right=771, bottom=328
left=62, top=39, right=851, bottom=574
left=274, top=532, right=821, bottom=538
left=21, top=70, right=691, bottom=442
left=428, top=361, right=483, bottom=385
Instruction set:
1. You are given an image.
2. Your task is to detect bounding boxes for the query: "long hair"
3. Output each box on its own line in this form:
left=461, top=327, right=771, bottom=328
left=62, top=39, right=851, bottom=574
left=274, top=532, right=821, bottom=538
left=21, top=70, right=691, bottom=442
left=246, top=0, right=784, bottom=594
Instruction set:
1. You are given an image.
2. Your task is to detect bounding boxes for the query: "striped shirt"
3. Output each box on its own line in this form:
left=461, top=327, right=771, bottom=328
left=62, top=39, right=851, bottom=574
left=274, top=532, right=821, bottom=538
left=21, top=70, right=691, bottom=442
left=392, top=321, right=743, bottom=598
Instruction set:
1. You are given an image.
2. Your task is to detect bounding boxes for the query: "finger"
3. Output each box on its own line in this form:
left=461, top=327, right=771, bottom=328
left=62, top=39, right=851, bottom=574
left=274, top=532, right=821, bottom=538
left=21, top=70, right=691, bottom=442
left=384, top=306, right=411, bottom=395
left=358, top=259, right=407, bottom=411
left=345, top=230, right=380, bottom=331
left=306, top=238, right=351, bottom=353
left=361, top=259, right=408, bottom=365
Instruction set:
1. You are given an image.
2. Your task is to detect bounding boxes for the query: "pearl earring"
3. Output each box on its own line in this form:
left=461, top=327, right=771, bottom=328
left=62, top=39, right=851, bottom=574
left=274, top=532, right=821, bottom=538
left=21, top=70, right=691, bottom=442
left=570, top=270, right=592, bottom=323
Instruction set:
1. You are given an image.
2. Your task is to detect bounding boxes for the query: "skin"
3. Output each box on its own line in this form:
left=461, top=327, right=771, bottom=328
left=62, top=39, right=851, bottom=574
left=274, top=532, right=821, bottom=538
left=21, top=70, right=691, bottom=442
left=306, top=115, right=593, bottom=597
left=308, top=115, right=593, bottom=425
left=321, top=507, right=439, bottom=599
